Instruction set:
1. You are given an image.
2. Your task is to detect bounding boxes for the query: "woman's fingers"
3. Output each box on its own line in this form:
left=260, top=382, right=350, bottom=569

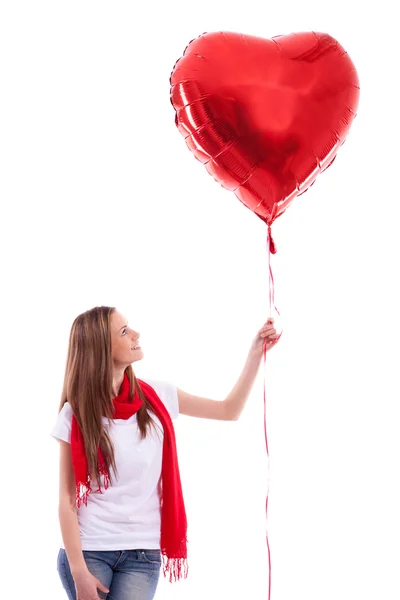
left=261, top=327, right=278, bottom=337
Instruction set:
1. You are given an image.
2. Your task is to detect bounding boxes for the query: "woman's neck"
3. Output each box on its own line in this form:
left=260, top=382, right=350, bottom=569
left=112, top=368, right=126, bottom=397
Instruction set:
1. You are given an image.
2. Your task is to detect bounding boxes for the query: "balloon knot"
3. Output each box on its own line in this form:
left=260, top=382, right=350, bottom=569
left=268, top=227, right=277, bottom=254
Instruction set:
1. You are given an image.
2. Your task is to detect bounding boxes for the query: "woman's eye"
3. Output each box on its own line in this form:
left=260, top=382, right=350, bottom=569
left=122, top=329, right=127, bottom=335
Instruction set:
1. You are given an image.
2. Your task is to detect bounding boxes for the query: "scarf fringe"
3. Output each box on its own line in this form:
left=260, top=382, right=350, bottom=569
left=162, top=554, right=189, bottom=583
left=76, top=464, right=110, bottom=508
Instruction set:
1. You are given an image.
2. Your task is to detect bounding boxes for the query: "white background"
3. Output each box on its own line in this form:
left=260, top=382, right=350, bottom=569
left=1, top=1, right=399, bottom=599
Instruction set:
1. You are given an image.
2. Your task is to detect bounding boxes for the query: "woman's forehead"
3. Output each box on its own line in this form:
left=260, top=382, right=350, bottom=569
left=112, top=311, right=128, bottom=327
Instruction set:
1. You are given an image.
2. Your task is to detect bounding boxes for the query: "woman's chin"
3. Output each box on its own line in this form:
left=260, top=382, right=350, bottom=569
left=132, top=349, right=144, bottom=361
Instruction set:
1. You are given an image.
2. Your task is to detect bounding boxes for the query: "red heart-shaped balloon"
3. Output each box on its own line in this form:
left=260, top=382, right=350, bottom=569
left=170, top=31, right=360, bottom=226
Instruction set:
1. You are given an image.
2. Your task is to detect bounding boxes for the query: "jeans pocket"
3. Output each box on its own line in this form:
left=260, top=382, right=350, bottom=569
left=141, top=549, right=162, bottom=565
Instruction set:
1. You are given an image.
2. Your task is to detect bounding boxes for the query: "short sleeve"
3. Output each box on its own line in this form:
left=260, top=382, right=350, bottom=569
left=50, top=402, right=73, bottom=443
left=143, top=379, right=179, bottom=420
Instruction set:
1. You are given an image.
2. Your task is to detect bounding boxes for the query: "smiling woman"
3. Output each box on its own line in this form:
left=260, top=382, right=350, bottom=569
left=51, top=305, right=280, bottom=600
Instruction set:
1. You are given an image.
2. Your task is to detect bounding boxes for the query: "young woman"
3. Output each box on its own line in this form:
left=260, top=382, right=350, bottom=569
left=51, top=305, right=280, bottom=600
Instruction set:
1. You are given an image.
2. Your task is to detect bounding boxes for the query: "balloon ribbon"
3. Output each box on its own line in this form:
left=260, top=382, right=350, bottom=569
left=262, top=225, right=282, bottom=600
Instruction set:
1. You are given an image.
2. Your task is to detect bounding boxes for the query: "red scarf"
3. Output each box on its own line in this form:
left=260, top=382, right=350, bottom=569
left=70, top=373, right=188, bottom=582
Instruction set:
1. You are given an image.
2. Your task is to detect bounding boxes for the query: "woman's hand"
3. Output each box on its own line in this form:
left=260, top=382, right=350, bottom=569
left=249, top=317, right=281, bottom=356
left=73, top=567, right=109, bottom=599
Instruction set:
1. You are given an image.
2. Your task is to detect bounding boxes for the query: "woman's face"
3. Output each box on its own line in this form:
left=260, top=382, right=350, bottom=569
left=110, top=310, right=143, bottom=367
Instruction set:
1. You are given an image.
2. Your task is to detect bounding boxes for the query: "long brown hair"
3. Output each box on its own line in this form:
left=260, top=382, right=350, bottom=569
left=58, top=305, right=157, bottom=490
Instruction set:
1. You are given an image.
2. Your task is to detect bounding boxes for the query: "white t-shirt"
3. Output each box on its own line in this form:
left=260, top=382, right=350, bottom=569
left=50, top=378, right=179, bottom=551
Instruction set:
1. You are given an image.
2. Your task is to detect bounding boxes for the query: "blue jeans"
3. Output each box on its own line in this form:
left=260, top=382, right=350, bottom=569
left=57, top=548, right=161, bottom=600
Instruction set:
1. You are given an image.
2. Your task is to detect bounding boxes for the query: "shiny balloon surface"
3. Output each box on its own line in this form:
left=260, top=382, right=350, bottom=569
left=170, top=31, right=359, bottom=225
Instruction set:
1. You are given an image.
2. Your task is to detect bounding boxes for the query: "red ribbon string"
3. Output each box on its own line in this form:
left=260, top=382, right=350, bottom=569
left=262, top=226, right=282, bottom=600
